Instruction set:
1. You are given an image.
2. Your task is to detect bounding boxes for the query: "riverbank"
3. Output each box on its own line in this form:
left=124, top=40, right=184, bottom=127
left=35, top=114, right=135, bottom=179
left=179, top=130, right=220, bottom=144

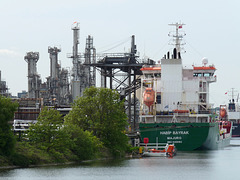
left=0, top=141, right=97, bottom=168
left=2, top=139, right=240, bottom=179
left=0, top=141, right=140, bottom=169
left=0, top=162, right=76, bottom=170
left=0, top=155, right=142, bottom=170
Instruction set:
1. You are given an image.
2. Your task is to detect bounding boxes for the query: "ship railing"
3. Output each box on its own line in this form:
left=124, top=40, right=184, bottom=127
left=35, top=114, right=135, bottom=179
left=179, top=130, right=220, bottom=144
left=139, top=142, right=167, bottom=149
left=193, top=76, right=217, bottom=82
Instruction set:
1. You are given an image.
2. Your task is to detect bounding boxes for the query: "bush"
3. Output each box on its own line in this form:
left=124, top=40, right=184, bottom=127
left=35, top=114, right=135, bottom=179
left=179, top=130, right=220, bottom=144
left=15, top=142, right=53, bottom=165
left=64, top=125, right=102, bottom=161
left=0, top=155, right=11, bottom=166
left=10, top=153, right=29, bottom=167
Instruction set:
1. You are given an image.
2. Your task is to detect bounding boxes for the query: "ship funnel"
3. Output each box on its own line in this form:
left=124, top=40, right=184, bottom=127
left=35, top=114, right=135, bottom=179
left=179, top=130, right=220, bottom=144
left=173, top=48, right=177, bottom=59
left=178, top=52, right=181, bottom=59
left=167, top=51, right=170, bottom=59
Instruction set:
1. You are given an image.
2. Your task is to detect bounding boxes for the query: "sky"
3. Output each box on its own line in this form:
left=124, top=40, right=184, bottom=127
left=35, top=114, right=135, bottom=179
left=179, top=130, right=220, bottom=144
left=0, top=0, right=239, bottom=107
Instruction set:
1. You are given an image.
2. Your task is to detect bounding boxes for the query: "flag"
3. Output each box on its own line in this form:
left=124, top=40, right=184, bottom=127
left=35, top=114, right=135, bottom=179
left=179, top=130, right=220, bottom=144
left=225, top=92, right=228, bottom=95
left=179, top=25, right=182, bottom=29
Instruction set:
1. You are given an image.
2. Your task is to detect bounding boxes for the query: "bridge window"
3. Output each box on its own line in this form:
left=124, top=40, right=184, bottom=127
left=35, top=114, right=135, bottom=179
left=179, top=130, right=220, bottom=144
left=156, top=94, right=161, bottom=104
left=193, top=73, right=202, bottom=77
left=145, top=74, right=153, bottom=78
left=154, top=73, right=161, bottom=77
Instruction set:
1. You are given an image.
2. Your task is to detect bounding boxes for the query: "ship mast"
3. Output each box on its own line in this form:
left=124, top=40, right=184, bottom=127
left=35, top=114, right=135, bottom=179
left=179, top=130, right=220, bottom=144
left=230, top=88, right=238, bottom=103
left=168, top=22, right=186, bottom=53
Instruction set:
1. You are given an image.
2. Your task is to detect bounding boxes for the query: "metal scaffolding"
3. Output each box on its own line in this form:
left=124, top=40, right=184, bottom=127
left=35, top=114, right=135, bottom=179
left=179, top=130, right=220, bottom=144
left=84, top=35, right=96, bottom=87
left=90, top=35, right=154, bottom=132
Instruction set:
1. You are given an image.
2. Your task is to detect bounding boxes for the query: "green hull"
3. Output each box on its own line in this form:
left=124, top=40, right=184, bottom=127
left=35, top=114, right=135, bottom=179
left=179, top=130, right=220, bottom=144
left=139, top=122, right=231, bottom=151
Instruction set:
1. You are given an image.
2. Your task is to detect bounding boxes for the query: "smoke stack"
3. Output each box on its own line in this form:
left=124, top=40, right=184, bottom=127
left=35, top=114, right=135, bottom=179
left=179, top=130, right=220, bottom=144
left=173, top=48, right=177, bottom=59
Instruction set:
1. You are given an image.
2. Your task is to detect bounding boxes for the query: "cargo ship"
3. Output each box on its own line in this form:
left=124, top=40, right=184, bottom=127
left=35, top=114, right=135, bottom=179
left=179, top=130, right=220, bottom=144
left=139, top=23, right=232, bottom=151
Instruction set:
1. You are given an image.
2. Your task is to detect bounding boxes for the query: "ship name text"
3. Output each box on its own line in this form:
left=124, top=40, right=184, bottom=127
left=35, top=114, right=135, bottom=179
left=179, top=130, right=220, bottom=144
left=160, top=131, right=189, bottom=135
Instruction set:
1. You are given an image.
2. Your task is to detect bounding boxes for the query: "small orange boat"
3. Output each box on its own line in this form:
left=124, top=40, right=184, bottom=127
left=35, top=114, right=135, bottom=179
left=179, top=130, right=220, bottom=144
left=143, top=144, right=177, bottom=157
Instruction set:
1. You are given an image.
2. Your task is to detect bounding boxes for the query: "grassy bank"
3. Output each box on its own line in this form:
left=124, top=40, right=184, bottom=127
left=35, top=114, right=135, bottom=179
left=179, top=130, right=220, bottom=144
left=0, top=142, right=139, bottom=168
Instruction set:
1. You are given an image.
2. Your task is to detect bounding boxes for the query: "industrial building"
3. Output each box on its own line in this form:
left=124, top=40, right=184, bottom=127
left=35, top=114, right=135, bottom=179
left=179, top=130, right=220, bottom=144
left=23, top=22, right=96, bottom=106
left=6, top=23, right=152, bottom=134
left=13, top=23, right=97, bottom=131
left=0, top=71, right=10, bottom=97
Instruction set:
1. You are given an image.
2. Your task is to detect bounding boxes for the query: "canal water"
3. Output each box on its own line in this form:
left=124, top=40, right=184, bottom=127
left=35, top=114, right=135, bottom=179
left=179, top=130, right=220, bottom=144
left=1, top=138, right=240, bottom=180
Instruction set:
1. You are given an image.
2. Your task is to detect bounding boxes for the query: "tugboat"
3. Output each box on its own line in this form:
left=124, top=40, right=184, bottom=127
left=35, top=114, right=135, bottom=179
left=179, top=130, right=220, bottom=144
left=139, top=23, right=232, bottom=151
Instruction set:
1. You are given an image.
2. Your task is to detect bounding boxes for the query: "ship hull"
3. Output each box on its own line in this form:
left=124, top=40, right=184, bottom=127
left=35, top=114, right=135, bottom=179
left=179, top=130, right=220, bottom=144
left=232, top=122, right=240, bottom=137
left=139, top=122, right=231, bottom=151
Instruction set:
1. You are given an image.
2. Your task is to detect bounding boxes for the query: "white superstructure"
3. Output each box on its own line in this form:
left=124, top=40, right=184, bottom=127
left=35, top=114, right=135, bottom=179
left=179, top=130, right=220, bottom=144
left=139, top=23, right=217, bottom=123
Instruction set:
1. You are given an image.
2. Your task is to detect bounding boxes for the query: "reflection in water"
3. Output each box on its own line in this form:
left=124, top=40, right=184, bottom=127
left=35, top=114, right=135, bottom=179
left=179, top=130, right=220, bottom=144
left=1, top=139, right=240, bottom=180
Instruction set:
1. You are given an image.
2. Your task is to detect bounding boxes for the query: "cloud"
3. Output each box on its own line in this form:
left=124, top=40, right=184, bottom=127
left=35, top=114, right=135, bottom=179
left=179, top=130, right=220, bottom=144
left=0, top=49, right=21, bottom=57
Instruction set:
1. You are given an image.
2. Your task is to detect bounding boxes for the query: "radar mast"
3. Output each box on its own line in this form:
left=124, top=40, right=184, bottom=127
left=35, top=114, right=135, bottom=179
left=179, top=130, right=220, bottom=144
left=168, top=22, right=186, bottom=53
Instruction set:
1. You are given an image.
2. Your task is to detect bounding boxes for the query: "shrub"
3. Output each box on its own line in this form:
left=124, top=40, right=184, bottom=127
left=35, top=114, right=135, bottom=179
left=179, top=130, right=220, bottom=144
left=10, top=153, right=29, bottom=167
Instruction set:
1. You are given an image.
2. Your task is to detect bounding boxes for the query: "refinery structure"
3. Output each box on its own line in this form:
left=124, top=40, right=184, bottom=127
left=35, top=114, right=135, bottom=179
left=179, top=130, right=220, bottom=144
left=23, top=23, right=96, bottom=106
left=1, top=22, right=151, bottom=133
left=0, top=70, right=10, bottom=97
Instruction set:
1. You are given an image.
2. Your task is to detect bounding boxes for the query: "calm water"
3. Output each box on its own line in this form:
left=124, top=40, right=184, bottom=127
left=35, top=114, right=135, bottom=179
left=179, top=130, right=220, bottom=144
left=1, top=138, right=240, bottom=180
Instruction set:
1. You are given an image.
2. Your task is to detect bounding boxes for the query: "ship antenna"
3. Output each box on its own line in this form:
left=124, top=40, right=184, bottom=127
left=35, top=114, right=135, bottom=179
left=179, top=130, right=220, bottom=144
left=168, top=22, right=186, bottom=53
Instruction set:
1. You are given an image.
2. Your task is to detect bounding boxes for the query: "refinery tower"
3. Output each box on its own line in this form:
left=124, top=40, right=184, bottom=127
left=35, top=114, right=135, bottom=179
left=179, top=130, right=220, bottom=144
left=68, top=22, right=96, bottom=100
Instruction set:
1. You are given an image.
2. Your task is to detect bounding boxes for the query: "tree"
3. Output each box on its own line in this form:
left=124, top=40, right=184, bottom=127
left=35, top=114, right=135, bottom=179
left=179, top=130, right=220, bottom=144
left=0, top=96, right=18, bottom=156
left=64, top=87, right=129, bottom=157
left=27, top=107, right=71, bottom=154
left=64, top=124, right=102, bottom=160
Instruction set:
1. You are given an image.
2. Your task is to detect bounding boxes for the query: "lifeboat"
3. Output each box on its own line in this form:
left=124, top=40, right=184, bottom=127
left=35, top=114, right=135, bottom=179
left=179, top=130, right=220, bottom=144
left=143, top=88, right=155, bottom=107
left=219, top=105, right=227, bottom=118
left=173, top=109, right=189, bottom=113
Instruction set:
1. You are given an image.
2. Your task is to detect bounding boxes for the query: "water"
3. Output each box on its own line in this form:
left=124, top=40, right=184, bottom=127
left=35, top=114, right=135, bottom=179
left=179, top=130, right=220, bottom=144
left=1, top=138, right=240, bottom=180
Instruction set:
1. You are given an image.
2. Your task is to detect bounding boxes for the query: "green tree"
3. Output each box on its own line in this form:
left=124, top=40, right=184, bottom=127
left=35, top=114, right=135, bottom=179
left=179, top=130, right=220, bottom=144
left=65, top=87, right=129, bottom=157
left=0, top=96, right=18, bottom=156
left=27, top=107, right=71, bottom=154
left=64, top=124, right=102, bottom=160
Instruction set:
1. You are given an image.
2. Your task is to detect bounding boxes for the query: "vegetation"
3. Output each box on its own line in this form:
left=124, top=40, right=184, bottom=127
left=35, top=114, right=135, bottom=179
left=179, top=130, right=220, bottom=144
left=26, top=107, right=74, bottom=162
left=27, top=107, right=70, bottom=153
left=64, top=124, right=102, bottom=161
left=0, top=87, right=132, bottom=168
left=65, top=86, right=129, bottom=157
left=0, top=96, right=18, bottom=156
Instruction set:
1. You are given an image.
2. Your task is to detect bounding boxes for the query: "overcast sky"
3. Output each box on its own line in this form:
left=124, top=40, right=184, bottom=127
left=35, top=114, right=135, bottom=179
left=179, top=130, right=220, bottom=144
left=0, top=0, right=239, bottom=107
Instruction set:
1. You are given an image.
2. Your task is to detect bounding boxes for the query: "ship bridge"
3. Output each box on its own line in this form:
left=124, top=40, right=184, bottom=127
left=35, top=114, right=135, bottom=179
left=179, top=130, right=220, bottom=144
left=193, top=65, right=217, bottom=83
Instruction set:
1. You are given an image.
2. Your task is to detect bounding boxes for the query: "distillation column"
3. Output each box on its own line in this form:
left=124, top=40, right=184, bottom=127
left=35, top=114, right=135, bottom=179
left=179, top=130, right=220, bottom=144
left=59, top=68, right=70, bottom=105
left=70, top=23, right=81, bottom=100
left=24, top=52, right=40, bottom=98
left=84, top=35, right=96, bottom=88
left=48, top=46, right=61, bottom=104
